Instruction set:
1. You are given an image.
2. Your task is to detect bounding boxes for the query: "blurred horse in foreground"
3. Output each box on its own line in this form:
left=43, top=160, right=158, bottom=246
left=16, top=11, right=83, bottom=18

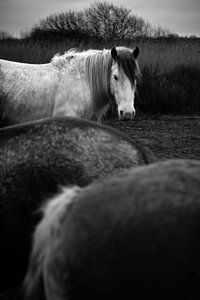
left=25, top=159, right=200, bottom=300
left=0, top=116, right=149, bottom=290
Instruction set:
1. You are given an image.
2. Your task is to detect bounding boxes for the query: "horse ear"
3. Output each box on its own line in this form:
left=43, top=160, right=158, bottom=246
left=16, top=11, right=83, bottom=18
left=133, top=46, right=139, bottom=59
left=111, top=46, right=117, bottom=59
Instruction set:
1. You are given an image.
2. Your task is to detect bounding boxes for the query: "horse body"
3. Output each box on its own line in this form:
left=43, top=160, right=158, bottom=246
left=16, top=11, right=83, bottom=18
left=0, top=116, right=149, bottom=290
left=25, top=159, right=200, bottom=300
left=0, top=46, right=140, bottom=126
left=0, top=59, right=58, bottom=124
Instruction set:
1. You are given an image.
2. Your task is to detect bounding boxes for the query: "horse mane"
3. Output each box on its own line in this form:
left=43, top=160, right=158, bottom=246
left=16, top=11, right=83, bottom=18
left=84, top=49, right=115, bottom=118
left=84, top=47, right=141, bottom=118
left=114, top=46, right=141, bottom=85
left=50, top=49, right=77, bottom=69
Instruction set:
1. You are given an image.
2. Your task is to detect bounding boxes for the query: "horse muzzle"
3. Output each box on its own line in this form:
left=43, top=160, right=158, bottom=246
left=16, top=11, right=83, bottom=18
left=119, top=110, right=135, bottom=121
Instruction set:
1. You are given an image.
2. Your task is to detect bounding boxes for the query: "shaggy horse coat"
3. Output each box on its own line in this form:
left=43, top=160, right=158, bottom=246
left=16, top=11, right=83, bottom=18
left=25, top=159, right=200, bottom=300
left=0, top=46, right=140, bottom=126
left=0, top=116, right=149, bottom=290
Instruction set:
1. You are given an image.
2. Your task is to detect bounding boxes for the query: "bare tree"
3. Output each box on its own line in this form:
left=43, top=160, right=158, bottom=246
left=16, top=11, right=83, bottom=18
left=29, top=1, right=176, bottom=40
left=84, top=2, right=147, bottom=40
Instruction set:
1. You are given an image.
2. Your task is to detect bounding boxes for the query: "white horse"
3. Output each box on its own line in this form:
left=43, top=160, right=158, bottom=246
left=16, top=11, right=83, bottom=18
left=0, top=46, right=140, bottom=126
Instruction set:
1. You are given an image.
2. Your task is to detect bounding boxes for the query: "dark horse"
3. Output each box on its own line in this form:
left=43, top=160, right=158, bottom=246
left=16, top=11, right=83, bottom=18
left=25, top=159, right=200, bottom=300
left=0, top=116, right=149, bottom=292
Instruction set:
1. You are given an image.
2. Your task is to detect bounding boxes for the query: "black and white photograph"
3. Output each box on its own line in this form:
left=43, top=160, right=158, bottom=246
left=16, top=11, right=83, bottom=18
left=0, top=0, right=200, bottom=299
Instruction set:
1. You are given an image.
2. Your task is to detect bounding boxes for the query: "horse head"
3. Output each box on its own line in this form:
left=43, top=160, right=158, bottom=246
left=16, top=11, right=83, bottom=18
left=110, top=46, right=140, bottom=120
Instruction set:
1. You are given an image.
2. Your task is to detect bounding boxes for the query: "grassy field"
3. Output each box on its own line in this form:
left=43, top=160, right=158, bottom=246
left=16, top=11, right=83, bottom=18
left=0, top=37, right=200, bottom=114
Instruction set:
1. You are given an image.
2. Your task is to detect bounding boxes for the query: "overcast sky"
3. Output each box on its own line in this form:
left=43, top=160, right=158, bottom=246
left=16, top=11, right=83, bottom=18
left=0, top=0, right=200, bottom=37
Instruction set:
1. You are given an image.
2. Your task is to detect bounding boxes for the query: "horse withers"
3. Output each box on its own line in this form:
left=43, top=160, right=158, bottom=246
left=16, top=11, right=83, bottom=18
left=0, top=46, right=140, bottom=127
left=0, top=116, right=150, bottom=290
left=25, top=159, right=200, bottom=300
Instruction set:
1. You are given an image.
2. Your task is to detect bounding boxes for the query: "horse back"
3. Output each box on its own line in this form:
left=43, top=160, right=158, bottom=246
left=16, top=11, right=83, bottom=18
left=0, top=59, right=58, bottom=126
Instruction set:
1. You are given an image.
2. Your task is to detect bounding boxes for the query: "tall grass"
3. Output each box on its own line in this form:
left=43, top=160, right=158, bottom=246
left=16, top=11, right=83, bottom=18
left=0, top=37, right=200, bottom=114
left=135, top=38, right=200, bottom=114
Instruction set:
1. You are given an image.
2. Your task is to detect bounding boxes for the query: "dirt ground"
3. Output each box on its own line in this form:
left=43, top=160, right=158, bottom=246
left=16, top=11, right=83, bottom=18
left=105, top=114, right=200, bottom=161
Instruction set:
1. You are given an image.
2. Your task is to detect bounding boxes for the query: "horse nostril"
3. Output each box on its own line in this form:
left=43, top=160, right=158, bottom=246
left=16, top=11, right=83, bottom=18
left=120, top=110, right=123, bottom=117
left=123, top=112, right=132, bottom=120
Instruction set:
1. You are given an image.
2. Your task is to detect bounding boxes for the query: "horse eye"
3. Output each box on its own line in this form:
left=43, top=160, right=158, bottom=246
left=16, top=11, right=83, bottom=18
left=113, top=75, right=118, bottom=81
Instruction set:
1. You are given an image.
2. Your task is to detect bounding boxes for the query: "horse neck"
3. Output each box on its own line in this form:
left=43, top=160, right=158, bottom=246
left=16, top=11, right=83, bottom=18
left=83, top=50, right=115, bottom=115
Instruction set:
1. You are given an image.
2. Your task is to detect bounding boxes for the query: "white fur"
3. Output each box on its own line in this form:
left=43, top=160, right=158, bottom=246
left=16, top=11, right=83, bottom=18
left=110, top=62, right=136, bottom=118
left=0, top=46, right=139, bottom=124
left=25, top=186, right=81, bottom=300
